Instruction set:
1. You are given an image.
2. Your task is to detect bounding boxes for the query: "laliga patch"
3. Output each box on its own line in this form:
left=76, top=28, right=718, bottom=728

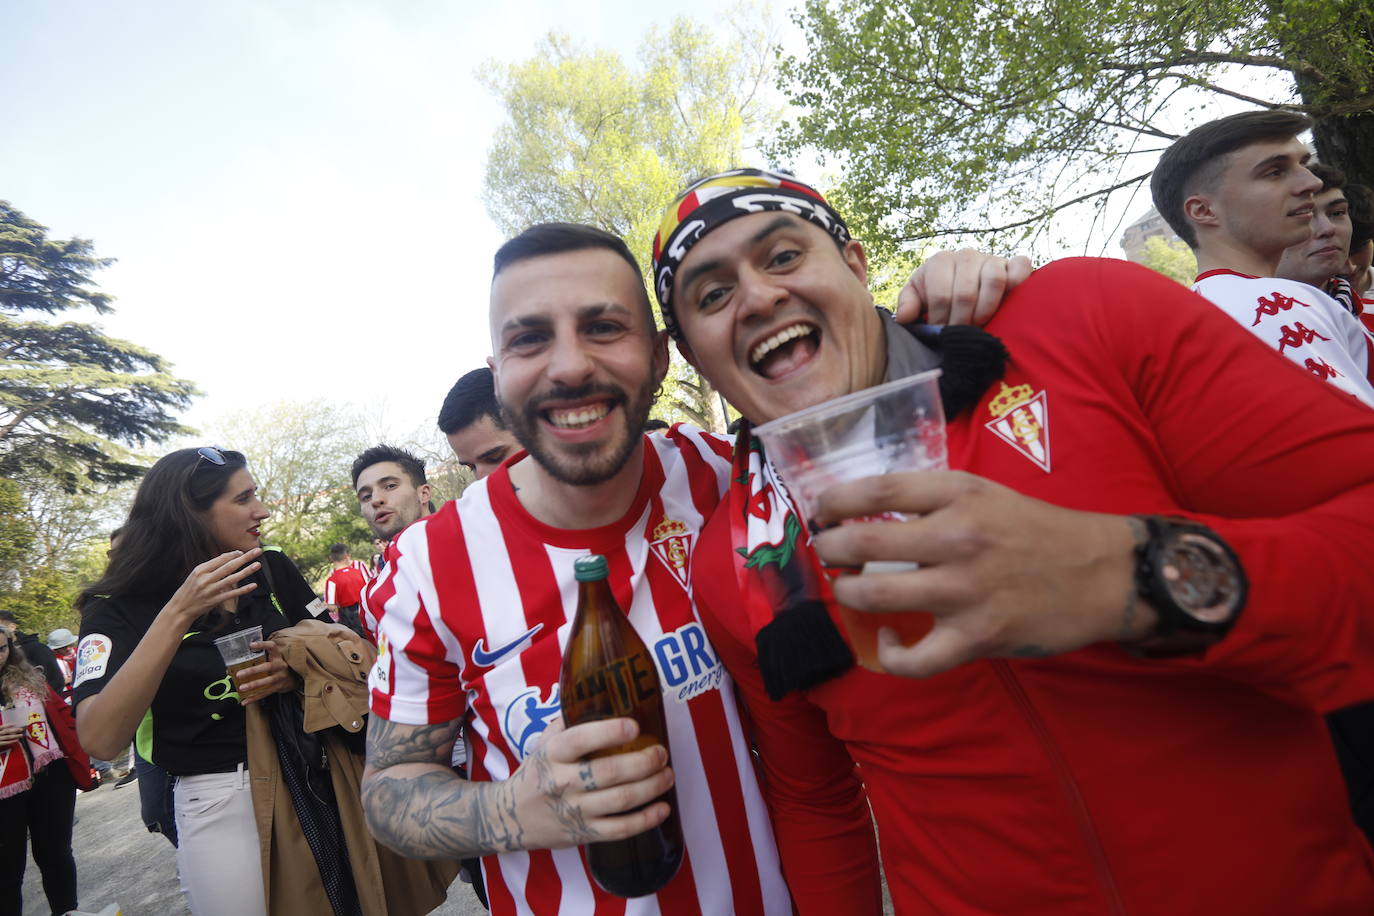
left=985, top=382, right=1052, bottom=473
left=368, top=631, right=393, bottom=694
left=73, top=633, right=112, bottom=687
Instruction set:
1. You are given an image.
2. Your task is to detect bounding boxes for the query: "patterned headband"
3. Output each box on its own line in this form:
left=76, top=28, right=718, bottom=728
left=650, top=168, right=849, bottom=340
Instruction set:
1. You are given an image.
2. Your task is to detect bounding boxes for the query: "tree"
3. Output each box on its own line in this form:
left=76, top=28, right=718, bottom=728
left=0, top=478, right=35, bottom=593
left=0, top=201, right=198, bottom=488
left=480, top=12, right=781, bottom=430
left=211, top=400, right=377, bottom=585
left=1137, top=236, right=1198, bottom=285
left=773, top=0, right=1374, bottom=252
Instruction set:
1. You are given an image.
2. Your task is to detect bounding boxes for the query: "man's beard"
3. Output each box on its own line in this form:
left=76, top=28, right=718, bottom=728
left=370, top=502, right=420, bottom=540
left=504, top=377, right=657, bottom=487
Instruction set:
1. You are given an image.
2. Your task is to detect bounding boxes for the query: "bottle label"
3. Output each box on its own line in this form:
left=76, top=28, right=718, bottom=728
left=568, top=653, right=660, bottom=716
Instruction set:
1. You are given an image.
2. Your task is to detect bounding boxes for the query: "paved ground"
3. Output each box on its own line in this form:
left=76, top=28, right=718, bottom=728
left=25, top=773, right=892, bottom=915
left=21, top=774, right=487, bottom=916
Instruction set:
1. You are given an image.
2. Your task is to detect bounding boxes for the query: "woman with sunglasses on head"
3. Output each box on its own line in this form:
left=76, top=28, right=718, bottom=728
left=0, top=621, right=91, bottom=916
left=72, top=447, right=320, bottom=916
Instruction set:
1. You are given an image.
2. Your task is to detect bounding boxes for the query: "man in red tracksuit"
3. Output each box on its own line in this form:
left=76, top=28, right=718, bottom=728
left=651, top=168, right=1374, bottom=914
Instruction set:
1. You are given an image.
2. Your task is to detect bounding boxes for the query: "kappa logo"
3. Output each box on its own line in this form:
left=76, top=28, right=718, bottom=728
left=72, top=633, right=112, bottom=687
left=503, top=686, right=561, bottom=760
left=985, top=381, right=1052, bottom=472
left=649, top=516, right=694, bottom=588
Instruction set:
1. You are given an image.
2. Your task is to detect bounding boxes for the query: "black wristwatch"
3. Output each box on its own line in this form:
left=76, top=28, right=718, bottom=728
left=1128, top=515, right=1248, bottom=657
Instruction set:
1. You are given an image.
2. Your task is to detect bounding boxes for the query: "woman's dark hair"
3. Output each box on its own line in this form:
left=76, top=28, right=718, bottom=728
left=78, top=448, right=251, bottom=615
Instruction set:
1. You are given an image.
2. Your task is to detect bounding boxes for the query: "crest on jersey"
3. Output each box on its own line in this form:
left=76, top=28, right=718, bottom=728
left=503, top=685, right=561, bottom=761
left=985, top=382, right=1052, bottom=472
left=649, top=516, right=694, bottom=587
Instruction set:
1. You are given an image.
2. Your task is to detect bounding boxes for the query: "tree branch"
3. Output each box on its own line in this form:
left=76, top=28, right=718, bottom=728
left=898, top=170, right=1154, bottom=240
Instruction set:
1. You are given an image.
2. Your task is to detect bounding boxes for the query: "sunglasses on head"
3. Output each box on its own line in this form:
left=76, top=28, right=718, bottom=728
left=195, top=446, right=226, bottom=468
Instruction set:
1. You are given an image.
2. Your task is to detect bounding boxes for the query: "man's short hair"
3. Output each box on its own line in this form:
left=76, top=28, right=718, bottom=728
left=492, top=223, right=654, bottom=328
left=329, top=543, right=349, bottom=561
left=438, top=367, right=505, bottom=435
left=350, top=444, right=428, bottom=489
left=0, top=610, right=17, bottom=625
left=1346, top=183, right=1374, bottom=250
left=1151, top=110, right=1314, bottom=249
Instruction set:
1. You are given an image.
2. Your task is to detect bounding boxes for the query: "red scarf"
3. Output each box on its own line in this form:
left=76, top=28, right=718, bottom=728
left=0, top=686, right=63, bottom=799
left=728, top=424, right=855, bottom=700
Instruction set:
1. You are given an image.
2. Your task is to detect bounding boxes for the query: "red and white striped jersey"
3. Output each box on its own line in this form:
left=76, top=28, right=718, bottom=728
left=1193, top=269, right=1374, bottom=405
left=367, top=427, right=791, bottom=916
left=350, top=558, right=373, bottom=582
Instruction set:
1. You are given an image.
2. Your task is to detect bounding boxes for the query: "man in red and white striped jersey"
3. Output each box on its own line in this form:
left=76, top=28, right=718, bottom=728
left=359, top=224, right=808, bottom=915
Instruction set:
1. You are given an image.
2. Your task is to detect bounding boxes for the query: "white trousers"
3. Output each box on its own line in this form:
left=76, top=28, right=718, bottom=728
left=174, top=766, right=267, bottom=916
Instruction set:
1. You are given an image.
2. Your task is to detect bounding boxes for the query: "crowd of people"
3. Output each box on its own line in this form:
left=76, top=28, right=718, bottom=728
left=2, top=108, right=1372, bottom=915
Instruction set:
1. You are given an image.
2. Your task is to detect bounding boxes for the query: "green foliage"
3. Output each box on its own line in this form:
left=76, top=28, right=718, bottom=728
left=1137, top=236, right=1198, bottom=285
left=4, top=565, right=81, bottom=638
left=480, top=9, right=781, bottom=431
left=773, top=0, right=1374, bottom=250
left=0, top=478, right=36, bottom=592
left=0, top=201, right=198, bottom=488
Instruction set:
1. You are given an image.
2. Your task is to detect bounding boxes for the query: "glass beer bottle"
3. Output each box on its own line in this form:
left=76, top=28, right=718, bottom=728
left=558, top=554, right=684, bottom=898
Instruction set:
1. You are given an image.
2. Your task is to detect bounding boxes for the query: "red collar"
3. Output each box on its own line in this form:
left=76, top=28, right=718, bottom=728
left=1195, top=268, right=1260, bottom=282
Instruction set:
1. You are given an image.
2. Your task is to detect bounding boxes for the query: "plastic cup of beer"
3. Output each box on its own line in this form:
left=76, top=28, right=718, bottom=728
left=213, top=625, right=269, bottom=703
left=753, top=368, right=947, bottom=671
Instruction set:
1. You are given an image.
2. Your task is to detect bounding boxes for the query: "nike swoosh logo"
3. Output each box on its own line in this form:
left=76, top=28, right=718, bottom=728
left=471, top=624, right=543, bottom=668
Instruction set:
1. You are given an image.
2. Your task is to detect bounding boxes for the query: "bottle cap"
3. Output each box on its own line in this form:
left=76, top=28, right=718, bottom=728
left=574, top=555, right=609, bottom=582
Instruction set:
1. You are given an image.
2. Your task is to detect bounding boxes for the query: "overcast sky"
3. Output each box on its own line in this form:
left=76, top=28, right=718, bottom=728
left=3, top=0, right=760, bottom=442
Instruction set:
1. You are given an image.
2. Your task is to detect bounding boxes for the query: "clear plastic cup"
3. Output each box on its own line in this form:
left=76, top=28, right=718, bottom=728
left=213, top=625, right=269, bottom=703
left=754, top=368, right=946, bottom=670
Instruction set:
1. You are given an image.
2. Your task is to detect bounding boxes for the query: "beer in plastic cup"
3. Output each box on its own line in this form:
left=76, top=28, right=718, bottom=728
left=213, top=625, right=270, bottom=703
left=753, top=368, right=947, bottom=671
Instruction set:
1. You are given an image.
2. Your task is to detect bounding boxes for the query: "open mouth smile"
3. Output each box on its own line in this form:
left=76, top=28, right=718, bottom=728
left=749, top=322, right=821, bottom=380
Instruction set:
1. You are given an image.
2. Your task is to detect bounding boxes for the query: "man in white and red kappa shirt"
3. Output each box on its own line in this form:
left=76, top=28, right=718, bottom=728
left=1150, top=110, right=1374, bottom=406
left=359, top=223, right=802, bottom=915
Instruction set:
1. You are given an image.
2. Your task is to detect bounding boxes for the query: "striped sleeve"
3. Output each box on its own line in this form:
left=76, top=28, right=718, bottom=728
left=368, top=519, right=466, bottom=725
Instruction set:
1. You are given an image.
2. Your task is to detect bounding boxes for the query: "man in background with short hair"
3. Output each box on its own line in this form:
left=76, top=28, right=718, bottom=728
left=350, top=444, right=434, bottom=638
left=1150, top=110, right=1374, bottom=404
left=324, top=544, right=369, bottom=637
left=438, top=367, right=520, bottom=480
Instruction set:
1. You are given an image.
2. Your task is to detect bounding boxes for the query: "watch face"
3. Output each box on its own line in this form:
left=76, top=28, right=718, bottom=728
left=1160, top=532, right=1242, bottom=623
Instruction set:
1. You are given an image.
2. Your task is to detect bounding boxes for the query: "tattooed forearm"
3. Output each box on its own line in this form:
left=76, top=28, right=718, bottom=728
left=365, top=716, right=457, bottom=768
left=362, top=713, right=609, bottom=859
left=362, top=767, right=524, bottom=859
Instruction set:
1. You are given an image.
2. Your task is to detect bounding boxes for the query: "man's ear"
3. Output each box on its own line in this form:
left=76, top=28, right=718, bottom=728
left=417, top=483, right=432, bottom=507
left=842, top=239, right=870, bottom=287
left=1183, top=194, right=1219, bottom=231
